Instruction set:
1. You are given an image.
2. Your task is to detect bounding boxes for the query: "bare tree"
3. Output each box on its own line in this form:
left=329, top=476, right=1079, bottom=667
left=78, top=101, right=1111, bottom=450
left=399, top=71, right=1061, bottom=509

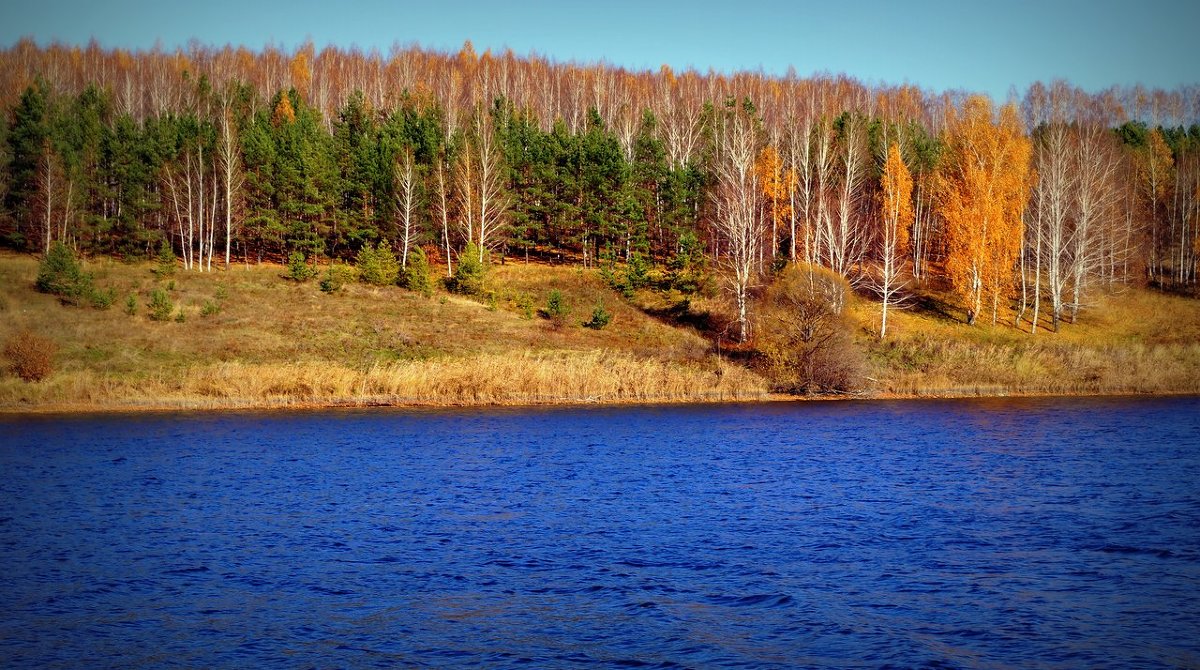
left=216, top=96, right=242, bottom=269
left=396, top=147, right=417, bottom=267
left=434, top=151, right=453, bottom=277
left=454, top=111, right=509, bottom=263
left=711, top=99, right=766, bottom=342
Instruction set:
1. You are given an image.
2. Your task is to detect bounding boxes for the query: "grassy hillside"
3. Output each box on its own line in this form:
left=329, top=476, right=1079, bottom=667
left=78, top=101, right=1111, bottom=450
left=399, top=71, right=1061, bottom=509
left=2, top=251, right=1198, bottom=412
left=0, top=253, right=765, bottom=411
left=849, top=285, right=1200, bottom=397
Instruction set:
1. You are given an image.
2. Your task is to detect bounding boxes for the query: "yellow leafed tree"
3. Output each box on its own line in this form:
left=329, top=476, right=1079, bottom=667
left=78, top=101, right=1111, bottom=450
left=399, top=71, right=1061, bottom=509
left=756, top=146, right=794, bottom=260
left=272, top=91, right=296, bottom=126
left=937, top=96, right=1032, bottom=325
left=875, top=142, right=914, bottom=337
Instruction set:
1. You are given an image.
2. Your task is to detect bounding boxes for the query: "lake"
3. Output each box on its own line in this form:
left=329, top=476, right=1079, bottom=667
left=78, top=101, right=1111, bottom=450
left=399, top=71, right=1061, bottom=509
left=1, top=397, right=1198, bottom=668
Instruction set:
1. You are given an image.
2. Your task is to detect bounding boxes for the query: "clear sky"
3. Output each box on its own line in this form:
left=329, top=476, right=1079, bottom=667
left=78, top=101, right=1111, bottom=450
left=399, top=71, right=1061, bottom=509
left=1, top=0, right=1197, bottom=100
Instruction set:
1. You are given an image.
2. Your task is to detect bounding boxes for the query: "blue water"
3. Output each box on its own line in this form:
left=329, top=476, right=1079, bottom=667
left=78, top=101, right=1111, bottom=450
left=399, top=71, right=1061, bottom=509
left=1, top=397, right=1198, bottom=668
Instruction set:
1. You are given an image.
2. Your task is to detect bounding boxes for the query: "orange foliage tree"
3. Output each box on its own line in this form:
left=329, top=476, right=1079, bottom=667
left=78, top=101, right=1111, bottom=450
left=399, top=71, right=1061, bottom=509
left=756, top=145, right=794, bottom=259
left=875, top=142, right=914, bottom=337
left=937, top=96, right=1032, bottom=325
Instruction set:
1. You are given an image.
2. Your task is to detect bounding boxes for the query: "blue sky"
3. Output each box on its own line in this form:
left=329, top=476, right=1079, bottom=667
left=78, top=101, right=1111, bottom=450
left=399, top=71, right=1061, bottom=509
left=1, top=0, right=1197, bottom=100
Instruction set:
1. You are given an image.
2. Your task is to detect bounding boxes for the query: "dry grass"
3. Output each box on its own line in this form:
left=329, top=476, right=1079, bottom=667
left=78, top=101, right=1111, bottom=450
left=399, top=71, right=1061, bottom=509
left=851, top=285, right=1200, bottom=397
left=3, top=249, right=1198, bottom=411
left=0, top=351, right=764, bottom=410
left=0, top=253, right=763, bottom=411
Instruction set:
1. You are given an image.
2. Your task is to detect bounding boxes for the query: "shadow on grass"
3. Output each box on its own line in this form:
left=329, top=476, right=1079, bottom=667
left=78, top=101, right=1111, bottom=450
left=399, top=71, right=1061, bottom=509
left=909, top=293, right=962, bottom=324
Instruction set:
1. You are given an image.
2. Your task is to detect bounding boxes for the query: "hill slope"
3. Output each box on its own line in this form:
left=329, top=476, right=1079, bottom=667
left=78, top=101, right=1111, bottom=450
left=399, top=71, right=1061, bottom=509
left=2, top=252, right=1198, bottom=412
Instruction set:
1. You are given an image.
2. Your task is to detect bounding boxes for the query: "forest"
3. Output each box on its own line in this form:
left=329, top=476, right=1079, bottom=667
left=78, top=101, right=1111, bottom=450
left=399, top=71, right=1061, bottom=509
left=1, top=38, right=1198, bottom=346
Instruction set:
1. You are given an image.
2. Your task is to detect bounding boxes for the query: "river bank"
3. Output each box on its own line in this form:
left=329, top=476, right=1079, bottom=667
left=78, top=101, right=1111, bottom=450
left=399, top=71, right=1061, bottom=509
left=3, top=252, right=1199, bottom=414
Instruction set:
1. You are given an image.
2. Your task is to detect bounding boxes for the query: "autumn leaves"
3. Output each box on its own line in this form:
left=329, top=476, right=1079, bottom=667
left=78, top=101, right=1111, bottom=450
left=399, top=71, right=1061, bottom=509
left=747, top=95, right=1032, bottom=335
left=937, top=97, right=1031, bottom=326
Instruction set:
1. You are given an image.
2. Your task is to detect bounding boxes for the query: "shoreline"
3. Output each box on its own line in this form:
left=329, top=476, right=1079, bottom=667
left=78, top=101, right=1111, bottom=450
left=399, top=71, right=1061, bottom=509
left=3, top=387, right=1196, bottom=416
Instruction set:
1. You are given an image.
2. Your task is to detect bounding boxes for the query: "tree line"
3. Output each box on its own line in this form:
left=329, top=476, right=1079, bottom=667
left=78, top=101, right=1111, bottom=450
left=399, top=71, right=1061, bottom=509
left=0, top=39, right=1197, bottom=340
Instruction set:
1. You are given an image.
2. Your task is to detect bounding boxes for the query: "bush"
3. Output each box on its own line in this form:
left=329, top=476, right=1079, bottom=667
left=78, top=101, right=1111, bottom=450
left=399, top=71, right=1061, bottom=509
left=124, top=294, right=138, bottom=316
left=320, top=263, right=358, bottom=293
left=201, top=300, right=221, bottom=317
left=357, top=241, right=400, bottom=286
left=36, top=242, right=94, bottom=304
left=88, top=286, right=117, bottom=310
left=583, top=304, right=612, bottom=330
left=666, top=231, right=710, bottom=294
left=541, top=289, right=571, bottom=327
left=600, top=250, right=651, bottom=298
left=152, top=239, right=176, bottom=278
left=447, top=242, right=487, bottom=296
left=754, top=264, right=864, bottom=394
left=625, top=253, right=651, bottom=291
left=148, top=288, right=175, bottom=322
left=287, top=251, right=318, bottom=282
left=4, top=329, right=56, bottom=382
left=515, top=292, right=534, bottom=320
left=401, top=247, right=434, bottom=298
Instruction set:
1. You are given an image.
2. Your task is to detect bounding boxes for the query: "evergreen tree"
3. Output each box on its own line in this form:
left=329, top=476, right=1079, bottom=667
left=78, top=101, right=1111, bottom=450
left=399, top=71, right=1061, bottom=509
left=5, top=83, right=49, bottom=249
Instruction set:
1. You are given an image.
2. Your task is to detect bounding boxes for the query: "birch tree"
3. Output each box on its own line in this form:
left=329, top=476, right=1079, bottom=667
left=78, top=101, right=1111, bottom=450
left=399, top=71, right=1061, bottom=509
left=710, top=98, right=766, bottom=342
left=396, top=147, right=417, bottom=267
left=873, top=143, right=913, bottom=338
left=938, top=96, right=1032, bottom=325
left=216, top=94, right=243, bottom=269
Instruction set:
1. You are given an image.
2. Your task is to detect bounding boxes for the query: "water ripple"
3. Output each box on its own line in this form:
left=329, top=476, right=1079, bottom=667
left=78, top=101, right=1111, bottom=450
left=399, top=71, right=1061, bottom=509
left=0, top=396, right=1198, bottom=668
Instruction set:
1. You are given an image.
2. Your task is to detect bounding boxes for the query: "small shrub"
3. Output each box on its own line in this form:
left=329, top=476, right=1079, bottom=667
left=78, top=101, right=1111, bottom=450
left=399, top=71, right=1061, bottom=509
left=515, top=292, right=534, bottom=320
left=666, top=231, right=709, bottom=294
left=175, top=309, right=187, bottom=323
left=357, top=241, right=400, bottom=286
left=214, top=284, right=229, bottom=300
left=541, top=289, right=571, bottom=327
left=89, top=286, right=117, bottom=310
left=625, top=253, right=651, bottom=292
left=148, top=288, right=174, bottom=322
left=152, top=239, right=176, bottom=278
left=486, top=291, right=498, bottom=311
left=124, top=294, right=138, bottom=316
left=754, top=264, right=864, bottom=394
left=36, top=241, right=93, bottom=304
left=583, top=304, right=612, bottom=330
left=4, top=329, right=57, bottom=382
left=287, top=251, right=318, bottom=282
left=447, top=242, right=488, bottom=296
left=200, top=300, right=221, bottom=317
left=601, top=251, right=652, bottom=298
left=401, top=247, right=434, bottom=298
left=320, top=263, right=358, bottom=293
left=166, top=279, right=175, bottom=292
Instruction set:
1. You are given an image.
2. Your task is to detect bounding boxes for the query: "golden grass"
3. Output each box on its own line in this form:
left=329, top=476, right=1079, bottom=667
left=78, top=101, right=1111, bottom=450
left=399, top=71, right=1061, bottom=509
left=3, top=249, right=1199, bottom=411
left=851, top=285, right=1200, bottom=397
left=0, top=352, right=765, bottom=410
left=0, top=253, right=764, bottom=411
